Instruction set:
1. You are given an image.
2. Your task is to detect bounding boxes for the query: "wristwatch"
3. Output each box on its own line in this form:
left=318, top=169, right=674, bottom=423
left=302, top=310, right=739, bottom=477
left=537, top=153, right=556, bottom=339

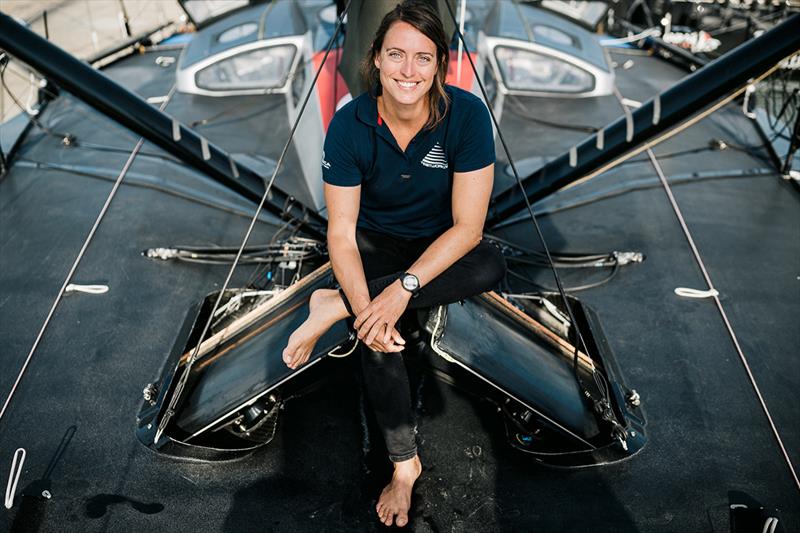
left=399, top=272, right=420, bottom=296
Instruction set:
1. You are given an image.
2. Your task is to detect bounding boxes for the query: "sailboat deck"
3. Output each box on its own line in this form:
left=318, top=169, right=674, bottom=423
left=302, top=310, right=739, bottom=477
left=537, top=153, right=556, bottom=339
left=1, top=36, right=798, bottom=533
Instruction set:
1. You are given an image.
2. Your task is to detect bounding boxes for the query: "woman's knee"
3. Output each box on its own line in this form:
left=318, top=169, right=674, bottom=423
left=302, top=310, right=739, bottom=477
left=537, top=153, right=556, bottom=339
left=470, top=241, right=507, bottom=290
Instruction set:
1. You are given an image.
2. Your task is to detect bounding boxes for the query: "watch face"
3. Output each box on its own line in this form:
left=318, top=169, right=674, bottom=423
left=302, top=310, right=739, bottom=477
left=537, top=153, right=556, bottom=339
left=402, top=274, right=419, bottom=292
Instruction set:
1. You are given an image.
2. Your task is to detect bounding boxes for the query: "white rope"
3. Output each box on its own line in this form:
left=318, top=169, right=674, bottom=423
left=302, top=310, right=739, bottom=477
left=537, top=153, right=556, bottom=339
left=327, top=335, right=359, bottom=358
left=600, top=28, right=661, bottom=46
left=762, top=516, right=779, bottom=533
left=646, top=148, right=800, bottom=494
left=65, top=283, right=109, bottom=294
left=674, top=287, right=719, bottom=299
left=0, top=85, right=177, bottom=427
left=621, top=97, right=642, bottom=109
left=4, top=448, right=25, bottom=509
left=429, top=306, right=457, bottom=363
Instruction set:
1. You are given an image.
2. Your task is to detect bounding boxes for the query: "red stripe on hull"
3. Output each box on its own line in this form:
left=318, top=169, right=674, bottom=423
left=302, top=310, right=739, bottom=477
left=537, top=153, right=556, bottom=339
left=312, top=49, right=349, bottom=133
left=446, top=50, right=477, bottom=91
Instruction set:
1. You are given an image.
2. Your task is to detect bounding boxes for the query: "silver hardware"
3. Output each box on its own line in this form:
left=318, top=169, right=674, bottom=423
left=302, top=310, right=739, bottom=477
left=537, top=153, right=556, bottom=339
left=626, top=389, right=641, bottom=407
left=613, top=251, right=644, bottom=266
left=145, top=247, right=178, bottom=260
left=143, top=383, right=158, bottom=405
left=742, top=83, right=757, bottom=119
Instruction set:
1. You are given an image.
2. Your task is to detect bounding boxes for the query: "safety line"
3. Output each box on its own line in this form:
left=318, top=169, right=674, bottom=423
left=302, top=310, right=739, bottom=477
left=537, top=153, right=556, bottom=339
left=646, top=148, right=800, bottom=494
left=154, top=1, right=352, bottom=444
left=0, top=85, right=177, bottom=427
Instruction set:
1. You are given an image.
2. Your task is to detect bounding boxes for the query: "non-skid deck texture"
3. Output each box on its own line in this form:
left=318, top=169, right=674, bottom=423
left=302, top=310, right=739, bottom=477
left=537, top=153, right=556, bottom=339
left=1, top=45, right=798, bottom=533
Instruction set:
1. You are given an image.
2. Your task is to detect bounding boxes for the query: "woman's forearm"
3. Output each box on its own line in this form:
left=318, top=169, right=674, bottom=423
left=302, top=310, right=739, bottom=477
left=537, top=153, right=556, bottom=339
left=406, top=223, right=482, bottom=289
left=328, top=233, right=372, bottom=315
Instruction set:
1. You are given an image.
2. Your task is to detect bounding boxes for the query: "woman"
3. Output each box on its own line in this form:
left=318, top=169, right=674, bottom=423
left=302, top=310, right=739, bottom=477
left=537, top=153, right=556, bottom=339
left=282, top=0, right=505, bottom=527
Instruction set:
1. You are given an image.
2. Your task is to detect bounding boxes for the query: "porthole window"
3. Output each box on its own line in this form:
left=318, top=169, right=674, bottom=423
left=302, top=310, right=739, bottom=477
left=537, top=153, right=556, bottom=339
left=195, top=45, right=296, bottom=92
left=494, top=46, right=594, bottom=93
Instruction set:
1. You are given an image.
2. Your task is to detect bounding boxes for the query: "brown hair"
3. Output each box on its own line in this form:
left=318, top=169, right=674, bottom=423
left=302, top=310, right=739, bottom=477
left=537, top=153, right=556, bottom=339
left=360, top=0, right=450, bottom=130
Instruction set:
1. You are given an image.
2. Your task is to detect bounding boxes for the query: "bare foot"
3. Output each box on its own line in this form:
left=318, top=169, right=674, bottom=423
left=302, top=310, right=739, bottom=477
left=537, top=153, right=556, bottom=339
left=282, top=289, right=348, bottom=369
left=376, top=455, right=422, bottom=527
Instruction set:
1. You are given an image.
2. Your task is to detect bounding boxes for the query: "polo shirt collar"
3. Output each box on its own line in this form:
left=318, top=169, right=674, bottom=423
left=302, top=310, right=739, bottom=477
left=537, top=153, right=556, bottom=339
left=356, top=86, right=453, bottom=129
left=356, top=91, right=379, bottom=127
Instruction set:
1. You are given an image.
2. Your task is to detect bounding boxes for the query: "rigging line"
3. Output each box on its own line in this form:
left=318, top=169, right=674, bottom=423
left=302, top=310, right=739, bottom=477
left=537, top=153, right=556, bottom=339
left=0, top=61, right=70, bottom=139
left=1, top=59, right=118, bottom=132
left=443, top=0, right=601, bottom=414
left=554, top=60, right=785, bottom=197
left=153, top=1, right=351, bottom=445
left=0, top=83, right=178, bottom=427
left=646, top=148, right=800, bottom=495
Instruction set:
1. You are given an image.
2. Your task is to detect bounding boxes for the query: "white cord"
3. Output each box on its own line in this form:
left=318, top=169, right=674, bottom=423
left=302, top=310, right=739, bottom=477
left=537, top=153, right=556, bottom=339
left=600, top=28, right=661, bottom=46
left=762, top=516, right=779, bottom=533
left=65, top=284, right=109, bottom=294
left=674, top=287, right=719, bottom=299
left=429, top=306, right=457, bottom=363
left=621, top=97, right=642, bottom=109
left=4, top=448, right=25, bottom=509
left=327, top=335, right=359, bottom=358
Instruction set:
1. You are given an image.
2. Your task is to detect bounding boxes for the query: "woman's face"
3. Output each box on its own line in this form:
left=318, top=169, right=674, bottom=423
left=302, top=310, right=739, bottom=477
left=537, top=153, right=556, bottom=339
left=374, top=21, right=438, bottom=109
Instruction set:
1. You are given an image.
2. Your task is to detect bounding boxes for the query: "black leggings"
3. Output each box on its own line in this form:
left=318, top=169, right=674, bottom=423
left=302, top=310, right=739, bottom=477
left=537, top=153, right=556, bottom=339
left=341, top=228, right=506, bottom=462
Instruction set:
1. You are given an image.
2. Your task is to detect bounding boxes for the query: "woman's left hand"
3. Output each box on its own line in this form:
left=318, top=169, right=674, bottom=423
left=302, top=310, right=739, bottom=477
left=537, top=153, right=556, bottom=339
left=354, top=280, right=412, bottom=347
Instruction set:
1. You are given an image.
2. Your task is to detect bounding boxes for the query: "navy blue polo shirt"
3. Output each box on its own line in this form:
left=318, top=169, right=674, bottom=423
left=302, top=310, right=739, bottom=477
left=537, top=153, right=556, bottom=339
left=321, top=85, right=495, bottom=239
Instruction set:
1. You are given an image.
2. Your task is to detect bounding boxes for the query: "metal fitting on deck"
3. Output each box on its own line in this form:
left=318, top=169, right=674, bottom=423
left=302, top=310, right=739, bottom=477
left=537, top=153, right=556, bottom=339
left=145, top=247, right=178, bottom=260
left=613, top=251, right=644, bottom=265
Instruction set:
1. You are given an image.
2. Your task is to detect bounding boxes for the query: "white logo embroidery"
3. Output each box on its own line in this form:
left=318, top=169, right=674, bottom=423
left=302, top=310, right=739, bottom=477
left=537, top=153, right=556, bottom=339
left=421, top=142, right=448, bottom=169
left=321, top=150, right=331, bottom=170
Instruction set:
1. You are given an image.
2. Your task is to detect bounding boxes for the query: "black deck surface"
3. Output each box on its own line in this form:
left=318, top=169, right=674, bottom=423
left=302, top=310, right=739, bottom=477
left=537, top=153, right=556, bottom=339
left=1, top=42, right=798, bottom=533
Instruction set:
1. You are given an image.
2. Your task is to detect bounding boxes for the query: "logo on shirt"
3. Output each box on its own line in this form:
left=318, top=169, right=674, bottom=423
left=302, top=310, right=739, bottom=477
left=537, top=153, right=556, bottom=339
left=421, top=143, right=448, bottom=169
left=321, top=150, right=331, bottom=170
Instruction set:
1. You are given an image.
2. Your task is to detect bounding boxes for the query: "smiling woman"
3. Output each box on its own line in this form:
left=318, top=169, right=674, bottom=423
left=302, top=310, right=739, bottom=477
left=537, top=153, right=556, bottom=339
left=281, top=0, right=505, bottom=527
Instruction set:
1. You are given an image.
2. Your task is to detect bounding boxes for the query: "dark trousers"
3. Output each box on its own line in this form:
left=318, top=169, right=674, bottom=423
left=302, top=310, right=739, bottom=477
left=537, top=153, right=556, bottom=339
left=342, top=228, right=506, bottom=462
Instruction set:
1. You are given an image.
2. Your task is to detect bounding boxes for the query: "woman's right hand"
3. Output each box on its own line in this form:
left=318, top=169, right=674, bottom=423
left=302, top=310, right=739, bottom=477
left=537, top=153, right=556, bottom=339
left=364, top=325, right=405, bottom=353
